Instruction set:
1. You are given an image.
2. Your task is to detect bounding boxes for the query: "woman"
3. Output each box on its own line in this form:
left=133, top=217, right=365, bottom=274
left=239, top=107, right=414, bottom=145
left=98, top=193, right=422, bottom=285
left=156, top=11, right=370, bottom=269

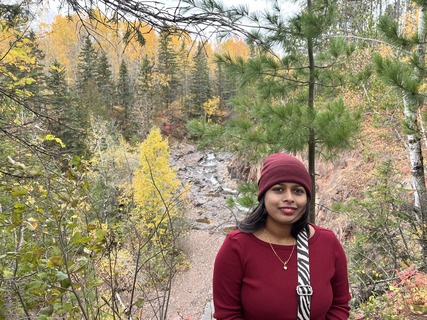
left=213, top=153, right=351, bottom=320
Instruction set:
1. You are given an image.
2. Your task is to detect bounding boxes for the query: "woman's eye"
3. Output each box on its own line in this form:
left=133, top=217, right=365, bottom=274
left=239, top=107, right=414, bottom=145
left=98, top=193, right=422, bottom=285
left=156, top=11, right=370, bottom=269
left=294, top=188, right=305, bottom=194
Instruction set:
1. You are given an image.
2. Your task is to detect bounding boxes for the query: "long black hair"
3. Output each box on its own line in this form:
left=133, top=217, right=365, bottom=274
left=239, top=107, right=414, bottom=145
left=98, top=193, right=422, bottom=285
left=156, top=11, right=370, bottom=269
left=238, top=197, right=310, bottom=238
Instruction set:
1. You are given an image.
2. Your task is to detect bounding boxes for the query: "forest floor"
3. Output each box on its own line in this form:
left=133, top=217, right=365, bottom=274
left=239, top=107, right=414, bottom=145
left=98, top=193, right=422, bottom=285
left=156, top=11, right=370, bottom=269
left=165, top=230, right=224, bottom=320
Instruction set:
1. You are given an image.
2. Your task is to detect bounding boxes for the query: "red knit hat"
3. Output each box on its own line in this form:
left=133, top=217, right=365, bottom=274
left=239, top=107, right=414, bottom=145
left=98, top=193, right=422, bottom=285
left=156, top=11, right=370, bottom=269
left=257, top=153, right=312, bottom=200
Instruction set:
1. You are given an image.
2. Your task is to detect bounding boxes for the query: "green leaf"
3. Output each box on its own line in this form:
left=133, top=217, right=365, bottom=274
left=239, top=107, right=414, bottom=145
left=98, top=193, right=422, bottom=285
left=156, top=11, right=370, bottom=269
left=63, top=302, right=73, bottom=311
left=10, top=187, right=27, bottom=197
left=46, top=256, right=64, bottom=267
left=38, top=305, right=54, bottom=316
left=38, top=272, right=48, bottom=280
left=95, top=228, right=106, bottom=241
left=60, top=278, right=71, bottom=289
left=55, top=271, right=68, bottom=281
left=136, top=298, right=145, bottom=308
left=27, top=280, right=47, bottom=296
left=71, top=231, right=92, bottom=244
left=70, top=231, right=83, bottom=244
left=11, top=211, right=22, bottom=226
left=13, top=202, right=26, bottom=213
left=27, top=280, right=45, bottom=291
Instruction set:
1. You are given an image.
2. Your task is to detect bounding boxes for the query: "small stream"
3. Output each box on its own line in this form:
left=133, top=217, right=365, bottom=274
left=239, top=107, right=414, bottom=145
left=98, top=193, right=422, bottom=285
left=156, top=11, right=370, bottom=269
left=171, top=144, right=245, bottom=232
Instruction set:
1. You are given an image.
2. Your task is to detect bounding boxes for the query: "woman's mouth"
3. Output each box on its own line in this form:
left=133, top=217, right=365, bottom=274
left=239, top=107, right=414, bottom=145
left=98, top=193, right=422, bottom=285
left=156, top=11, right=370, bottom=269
left=279, top=207, right=297, bottom=215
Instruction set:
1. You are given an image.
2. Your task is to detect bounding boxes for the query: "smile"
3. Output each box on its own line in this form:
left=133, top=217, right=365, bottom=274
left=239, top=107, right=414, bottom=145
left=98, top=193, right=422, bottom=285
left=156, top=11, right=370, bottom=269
left=279, top=207, right=297, bottom=215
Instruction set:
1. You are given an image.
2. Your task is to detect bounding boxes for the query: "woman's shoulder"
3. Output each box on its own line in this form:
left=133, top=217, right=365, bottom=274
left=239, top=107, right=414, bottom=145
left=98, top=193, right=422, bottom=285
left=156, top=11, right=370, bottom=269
left=310, top=224, right=342, bottom=243
left=218, top=229, right=260, bottom=254
left=226, top=228, right=252, bottom=239
left=224, top=229, right=258, bottom=245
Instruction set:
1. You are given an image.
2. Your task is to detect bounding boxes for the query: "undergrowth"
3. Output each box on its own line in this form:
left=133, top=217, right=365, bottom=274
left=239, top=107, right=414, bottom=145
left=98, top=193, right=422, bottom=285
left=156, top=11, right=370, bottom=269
left=352, top=265, right=427, bottom=319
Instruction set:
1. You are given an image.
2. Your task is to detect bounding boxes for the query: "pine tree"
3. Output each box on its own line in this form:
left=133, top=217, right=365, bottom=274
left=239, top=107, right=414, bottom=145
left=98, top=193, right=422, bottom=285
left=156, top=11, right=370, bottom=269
left=115, top=59, right=133, bottom=136
left=176, top=40, right=191, bottom=111
left=156, top=29, right=179, bottom=109
left=76, top=36, right=98, bottom=92
left=24, top=31, right=47, bottom=109
left=135, top=54, right=156, bottom=136
left=46, top=60, right=88, bottom=155
left=96, top=51, right=114, bottom=111
left=188, top=0, right=361, bottom=222
left=189, top=42, right=211, bottom=117
left=213, top=60, right=236, bottom=111
left=47, top=60, right=71, bottom=128
left=75, top=36, right=105, bottom=119
left=116, top=59, right=132, bottom=109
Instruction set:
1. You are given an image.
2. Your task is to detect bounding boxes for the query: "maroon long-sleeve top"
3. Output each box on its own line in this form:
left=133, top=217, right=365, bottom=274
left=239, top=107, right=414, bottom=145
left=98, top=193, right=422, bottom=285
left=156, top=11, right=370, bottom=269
left=213, top=224, right=351, bottom=320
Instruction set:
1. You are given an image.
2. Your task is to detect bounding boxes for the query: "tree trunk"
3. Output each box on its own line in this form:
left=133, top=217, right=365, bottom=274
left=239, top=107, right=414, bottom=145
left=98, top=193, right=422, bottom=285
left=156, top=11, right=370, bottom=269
left=420, top=108, right=427, bottom=150
left=403, top=99, right=426, bottom=208
left=409, top=5, right=427, bottom=264
left=307, top=0, right=316, bottom=224
left=403, top=96, right=427, bottom=264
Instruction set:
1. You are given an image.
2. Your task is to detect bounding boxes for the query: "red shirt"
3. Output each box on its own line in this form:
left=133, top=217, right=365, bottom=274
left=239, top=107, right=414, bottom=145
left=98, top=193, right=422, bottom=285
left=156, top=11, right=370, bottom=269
left=213, top=224, right=351, bottom=319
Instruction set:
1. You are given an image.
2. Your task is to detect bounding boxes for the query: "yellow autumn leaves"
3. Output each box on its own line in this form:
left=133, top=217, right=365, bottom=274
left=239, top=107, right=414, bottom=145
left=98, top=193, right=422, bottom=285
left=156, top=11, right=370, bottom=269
left=132, top=127, right=188, bottom=246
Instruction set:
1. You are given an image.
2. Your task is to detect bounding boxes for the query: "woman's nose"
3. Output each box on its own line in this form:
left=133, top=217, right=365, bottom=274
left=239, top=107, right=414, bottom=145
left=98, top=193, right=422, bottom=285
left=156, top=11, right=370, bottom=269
left=281, top=189, right=294, bottom=202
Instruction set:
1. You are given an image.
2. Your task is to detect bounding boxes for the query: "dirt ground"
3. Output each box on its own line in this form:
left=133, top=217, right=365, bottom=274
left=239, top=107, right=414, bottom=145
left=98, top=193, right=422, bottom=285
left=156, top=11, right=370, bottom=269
left=165, top=230, right=225, bottom=320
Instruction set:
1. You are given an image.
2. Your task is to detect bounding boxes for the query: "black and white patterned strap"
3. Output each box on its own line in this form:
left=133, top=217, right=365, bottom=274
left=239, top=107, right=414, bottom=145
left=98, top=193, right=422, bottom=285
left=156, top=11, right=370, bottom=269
left=296, top=227, right=312, bottom=320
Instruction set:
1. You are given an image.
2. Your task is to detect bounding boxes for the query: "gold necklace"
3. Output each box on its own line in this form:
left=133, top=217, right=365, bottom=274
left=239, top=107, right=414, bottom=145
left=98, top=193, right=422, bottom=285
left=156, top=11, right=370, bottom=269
left=264, top=229, right=296, bottom=270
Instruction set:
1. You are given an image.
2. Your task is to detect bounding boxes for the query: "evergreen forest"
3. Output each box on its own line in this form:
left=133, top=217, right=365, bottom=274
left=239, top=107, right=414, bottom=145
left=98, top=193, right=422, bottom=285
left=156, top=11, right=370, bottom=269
left=1, top=0, right=427, bottom=319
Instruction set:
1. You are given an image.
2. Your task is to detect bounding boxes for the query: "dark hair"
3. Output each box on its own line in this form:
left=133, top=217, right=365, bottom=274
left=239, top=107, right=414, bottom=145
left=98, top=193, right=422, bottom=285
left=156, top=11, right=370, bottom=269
left=238, top=197, right=310, bottom=238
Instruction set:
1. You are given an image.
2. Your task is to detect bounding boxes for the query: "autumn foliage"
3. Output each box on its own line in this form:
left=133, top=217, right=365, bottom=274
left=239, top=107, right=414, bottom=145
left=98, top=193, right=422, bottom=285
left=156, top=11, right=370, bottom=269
left=132, top=126, right=187, bottom=243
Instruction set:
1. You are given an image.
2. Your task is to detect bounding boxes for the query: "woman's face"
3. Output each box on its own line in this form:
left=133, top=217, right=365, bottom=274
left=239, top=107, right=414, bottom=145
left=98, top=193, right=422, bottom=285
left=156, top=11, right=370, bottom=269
left=264, top=182, right=308, bottom=226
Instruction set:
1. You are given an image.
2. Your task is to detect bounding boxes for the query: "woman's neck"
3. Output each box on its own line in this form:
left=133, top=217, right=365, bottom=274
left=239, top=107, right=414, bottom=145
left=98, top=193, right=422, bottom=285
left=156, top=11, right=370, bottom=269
left=261, top=222, right=295, bottom=245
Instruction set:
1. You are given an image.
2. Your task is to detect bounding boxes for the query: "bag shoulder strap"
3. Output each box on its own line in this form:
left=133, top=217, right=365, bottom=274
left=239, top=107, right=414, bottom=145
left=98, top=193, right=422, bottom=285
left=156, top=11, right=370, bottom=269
left=296, top=227, right=312, bottom=320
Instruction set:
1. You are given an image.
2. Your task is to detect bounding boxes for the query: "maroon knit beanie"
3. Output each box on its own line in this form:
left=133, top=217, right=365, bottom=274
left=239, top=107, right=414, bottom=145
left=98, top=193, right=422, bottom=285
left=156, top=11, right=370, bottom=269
left=257, top=153, right=312, bottom=200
